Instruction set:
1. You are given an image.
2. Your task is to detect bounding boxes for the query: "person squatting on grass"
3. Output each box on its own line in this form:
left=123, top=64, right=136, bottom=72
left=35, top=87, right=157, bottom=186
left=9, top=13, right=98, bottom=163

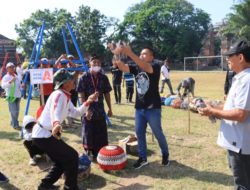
left=32, top=68, right=98, bottom=190
left=109, top=43, right=170, bottom=169
left=199, top=39, right=250, bottom=190
left=176, top=77, right=195, bottom=98
left=22, top=115, right=45, bottom=166
left=1, top=62, right=22, bottom=130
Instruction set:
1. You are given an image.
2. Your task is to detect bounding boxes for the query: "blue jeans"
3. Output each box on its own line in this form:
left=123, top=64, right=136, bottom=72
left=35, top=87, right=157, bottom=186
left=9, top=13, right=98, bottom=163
left=135, top=108, right=169, bottom=159
left=8, top=98, right=20, bottom=129
left=228, top=150, right=250, bottom=190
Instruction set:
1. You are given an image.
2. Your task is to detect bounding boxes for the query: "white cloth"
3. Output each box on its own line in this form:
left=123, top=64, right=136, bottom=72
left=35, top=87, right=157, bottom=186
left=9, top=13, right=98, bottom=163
left=160, top=65, right=170, bottom=80
left=23, top=129, right=32, bottom=141
left=32, top=89, right=89, bottom=138
left=16, top=66, right=23, bottom=81
left=1, top=73, right=22, bottom=98
left=217, top=68, right=250, bottom=154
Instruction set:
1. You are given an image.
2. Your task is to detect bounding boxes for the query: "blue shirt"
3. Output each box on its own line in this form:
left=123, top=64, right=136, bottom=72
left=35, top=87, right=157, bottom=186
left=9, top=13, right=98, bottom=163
left=124, top=72, right=134, bottom=87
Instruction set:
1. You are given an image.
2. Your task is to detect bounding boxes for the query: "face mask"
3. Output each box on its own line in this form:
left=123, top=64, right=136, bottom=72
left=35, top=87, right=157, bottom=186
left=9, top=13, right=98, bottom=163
left=91, top=66, right=101, bottom=73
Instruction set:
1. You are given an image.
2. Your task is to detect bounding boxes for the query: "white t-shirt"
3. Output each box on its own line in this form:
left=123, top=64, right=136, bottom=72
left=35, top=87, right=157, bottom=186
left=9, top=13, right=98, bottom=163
left=32, top=89, right=89, bottom=138
left=160, top=65, right=170, bottom=80
left=217, top=68, right=250, bottom=154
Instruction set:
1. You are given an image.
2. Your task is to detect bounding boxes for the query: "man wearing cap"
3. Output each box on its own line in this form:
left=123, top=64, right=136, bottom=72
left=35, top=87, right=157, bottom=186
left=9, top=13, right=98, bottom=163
left=176, top=77, right=195, bottom=98
left=32, top=68, right=98, bottom=190
left=1, top=62, right=22, bottom=129
left=55, top=54, right=79, bottom=125
left=199, top=39, right=250, bottom=190
left=55, top=54, right=70, bottom=69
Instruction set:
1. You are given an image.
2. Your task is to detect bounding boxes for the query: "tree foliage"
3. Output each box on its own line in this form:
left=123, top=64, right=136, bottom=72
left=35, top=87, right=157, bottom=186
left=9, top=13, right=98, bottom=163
left=15, top=9, right=74, bottom=58
left=114, top=0, right=210, bottom=60
left=221, top=0, right=250, bottom=41
left=15, top=6, right=115, bottom=60
left=74, top=6, right=116, bottom=59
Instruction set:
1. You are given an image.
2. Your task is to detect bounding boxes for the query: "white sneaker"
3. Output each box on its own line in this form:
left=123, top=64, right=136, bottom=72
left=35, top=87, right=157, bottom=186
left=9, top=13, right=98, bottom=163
left=29, top=158, right=37, bottom=166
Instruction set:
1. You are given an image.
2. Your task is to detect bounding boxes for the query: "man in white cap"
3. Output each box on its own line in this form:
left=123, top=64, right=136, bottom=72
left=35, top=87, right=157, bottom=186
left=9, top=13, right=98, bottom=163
left=32, top=68, right=98, bottom=190
left=1, top=62, right=22, bottom=129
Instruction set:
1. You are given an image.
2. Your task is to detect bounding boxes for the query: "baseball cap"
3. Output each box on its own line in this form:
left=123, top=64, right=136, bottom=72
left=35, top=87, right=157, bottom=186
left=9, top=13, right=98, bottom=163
left=223, top=39, right=250, bottom=56
left=67, top=54, right=74, bottom=59
left=60, top=58, right=69, bottom=64
left=6, top=62, right=15, bottom=68
left=23, top=115, right=36, bottom=129
left=41, top=58, right=49, bottom=64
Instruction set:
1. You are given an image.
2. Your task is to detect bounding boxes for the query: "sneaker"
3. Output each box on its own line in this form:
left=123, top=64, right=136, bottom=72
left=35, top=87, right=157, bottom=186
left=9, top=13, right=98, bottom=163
left=0, top=172, right=9, bottom=183
left=29, top=157, right=37, bottom=166
left=133, top=157, right=148, bottom=169
left=38, top=184, right=60, bottom=190
left=162, top=155, right=170, bottom=166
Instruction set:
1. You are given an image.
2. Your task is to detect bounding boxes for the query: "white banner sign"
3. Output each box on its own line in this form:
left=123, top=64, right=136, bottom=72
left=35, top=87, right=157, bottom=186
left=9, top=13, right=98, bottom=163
left=30, top=68, right=53, bottom=84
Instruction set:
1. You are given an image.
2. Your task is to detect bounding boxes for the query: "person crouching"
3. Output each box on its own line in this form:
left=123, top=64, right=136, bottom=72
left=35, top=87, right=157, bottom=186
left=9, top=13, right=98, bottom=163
left=32, top=68, right=98, bottom=190
left=23, top=115, right=45, bottom=166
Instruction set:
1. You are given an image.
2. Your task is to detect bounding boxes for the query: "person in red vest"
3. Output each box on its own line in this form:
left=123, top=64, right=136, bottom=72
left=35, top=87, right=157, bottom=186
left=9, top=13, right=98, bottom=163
left=39, top=58, right=54, bottom=105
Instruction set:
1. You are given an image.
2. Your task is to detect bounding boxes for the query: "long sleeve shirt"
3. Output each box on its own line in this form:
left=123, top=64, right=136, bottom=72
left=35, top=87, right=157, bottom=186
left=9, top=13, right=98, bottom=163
left=32, top=89, right=89, bottom=138
left=1, top=73, right=22, bottom=98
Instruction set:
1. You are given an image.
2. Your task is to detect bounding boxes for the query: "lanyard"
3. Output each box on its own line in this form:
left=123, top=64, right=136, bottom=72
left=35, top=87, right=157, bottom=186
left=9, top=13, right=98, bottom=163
left=91, top=73, right=98, bottom=91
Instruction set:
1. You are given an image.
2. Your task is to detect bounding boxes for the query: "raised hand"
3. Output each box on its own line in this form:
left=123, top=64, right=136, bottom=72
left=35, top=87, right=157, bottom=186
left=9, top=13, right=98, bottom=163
left=87, top=92, right=99, bottom=103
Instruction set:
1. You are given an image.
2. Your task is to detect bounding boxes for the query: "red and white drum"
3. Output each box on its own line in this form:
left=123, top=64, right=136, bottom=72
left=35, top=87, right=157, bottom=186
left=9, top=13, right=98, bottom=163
left=97, top=145, right=127, bottom=171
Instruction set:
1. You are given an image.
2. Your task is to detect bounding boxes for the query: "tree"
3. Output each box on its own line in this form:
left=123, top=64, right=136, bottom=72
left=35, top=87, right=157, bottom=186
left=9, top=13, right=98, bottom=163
left=221, top=0, right=250, bottom=41
left=15, top=6, right=116, bottom=62
left=15, top=9, right=75, bottom=58
left=74, top=5, right=115, bottom=61
left=114, top=0, right=210, bottom=60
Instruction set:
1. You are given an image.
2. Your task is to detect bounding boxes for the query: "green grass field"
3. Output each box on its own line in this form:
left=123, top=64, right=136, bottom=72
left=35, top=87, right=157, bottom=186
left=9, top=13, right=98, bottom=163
left=0, top=71, right=234, bottom=190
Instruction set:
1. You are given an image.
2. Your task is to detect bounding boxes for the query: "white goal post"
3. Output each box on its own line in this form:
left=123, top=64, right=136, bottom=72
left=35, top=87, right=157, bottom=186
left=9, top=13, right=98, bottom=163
left=183, top=55, right=226, bottom=71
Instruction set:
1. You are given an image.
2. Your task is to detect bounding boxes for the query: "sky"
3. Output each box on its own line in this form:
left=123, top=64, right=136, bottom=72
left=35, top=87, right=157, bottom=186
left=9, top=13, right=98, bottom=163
left=0, top=0, right=236, bottom=40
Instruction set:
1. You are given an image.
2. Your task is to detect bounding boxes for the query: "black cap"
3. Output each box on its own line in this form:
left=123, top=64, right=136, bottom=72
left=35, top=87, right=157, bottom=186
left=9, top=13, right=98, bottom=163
left=223, top=39, right=250, bottom=56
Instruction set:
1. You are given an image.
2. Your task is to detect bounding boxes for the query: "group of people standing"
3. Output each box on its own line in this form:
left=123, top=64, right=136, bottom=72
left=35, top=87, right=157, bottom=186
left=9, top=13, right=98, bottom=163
left=1, top=38, right=250, bottom=190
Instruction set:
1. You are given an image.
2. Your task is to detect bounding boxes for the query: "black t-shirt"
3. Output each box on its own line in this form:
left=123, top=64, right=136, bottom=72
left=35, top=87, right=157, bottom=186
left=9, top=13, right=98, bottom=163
left=129, top=60, right=161, bottom=109
left=110, top=66, right=123, bottom=85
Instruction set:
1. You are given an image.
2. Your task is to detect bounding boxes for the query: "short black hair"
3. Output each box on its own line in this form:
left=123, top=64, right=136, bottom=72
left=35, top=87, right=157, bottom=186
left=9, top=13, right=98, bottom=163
left=89, top=54, right=100, bottom=62
left=143, top=46, right=155, bottom=57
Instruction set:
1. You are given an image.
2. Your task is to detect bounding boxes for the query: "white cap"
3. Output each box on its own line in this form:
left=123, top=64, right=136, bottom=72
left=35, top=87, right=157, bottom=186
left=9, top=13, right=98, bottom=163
left=6, top=62, right=15, bottom=68
left=41, top=58, right=49, bottom=64
left=67, top=54, right=74, bottom=59
left=22, top=115, right=36, bottom=129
